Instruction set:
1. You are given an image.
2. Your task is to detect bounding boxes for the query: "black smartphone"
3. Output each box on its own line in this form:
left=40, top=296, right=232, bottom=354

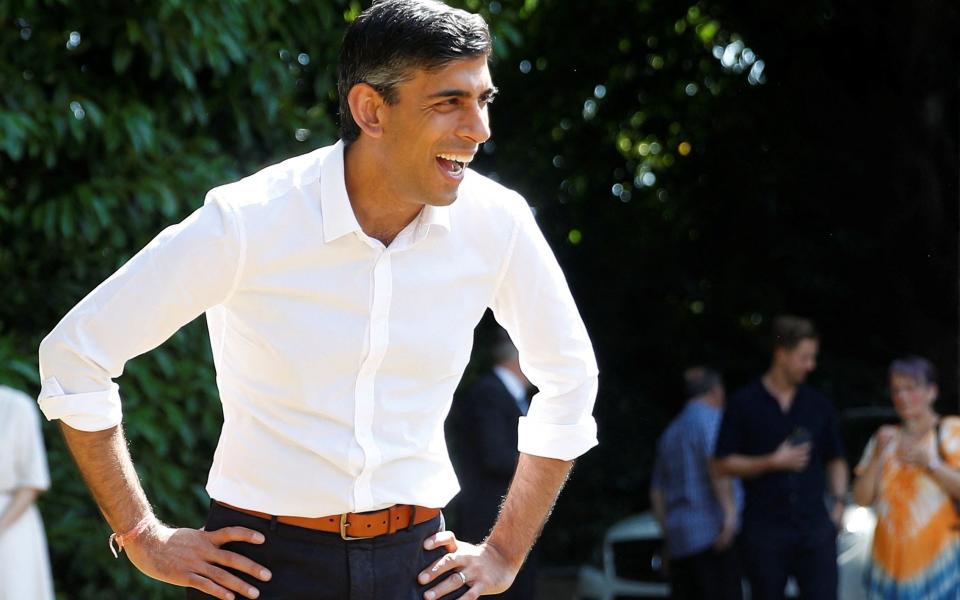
left=788, top=426, right=811, bottom=445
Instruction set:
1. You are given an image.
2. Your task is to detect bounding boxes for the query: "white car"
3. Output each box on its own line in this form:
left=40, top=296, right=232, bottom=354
left=576, top=504, right=877, bottom=600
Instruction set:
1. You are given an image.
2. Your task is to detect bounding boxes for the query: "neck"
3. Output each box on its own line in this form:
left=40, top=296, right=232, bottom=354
left=904, top=409, right=938, bottom=434
left=763, top=368, right=796, bottom=396
left=344, top=139, right=423, bottom=245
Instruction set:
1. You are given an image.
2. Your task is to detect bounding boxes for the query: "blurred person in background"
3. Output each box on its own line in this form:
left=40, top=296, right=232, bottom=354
left=852, top=356, right=960, bottom=599
left=0, top=385, right=55, bottom=600
left=713, top=316, right=848, bottom=600
left=447, top=334, right=538, bottom=600
left=650, top=367, right=743, bottom=600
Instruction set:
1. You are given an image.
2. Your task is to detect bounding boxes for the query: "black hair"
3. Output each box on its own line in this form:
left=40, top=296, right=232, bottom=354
left=337, top=0, right=492, bottom=143
left=770, top=315, right=819, bottom=352
left=683, top=366, right=723, bottom=400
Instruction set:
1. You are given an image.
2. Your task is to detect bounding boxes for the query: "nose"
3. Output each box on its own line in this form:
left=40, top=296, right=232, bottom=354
left=458, top=102, right=491, bottom=144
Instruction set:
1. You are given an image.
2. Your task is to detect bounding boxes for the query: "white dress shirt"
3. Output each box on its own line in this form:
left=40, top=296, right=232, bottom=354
left=38, top=141, right=598, bottom=517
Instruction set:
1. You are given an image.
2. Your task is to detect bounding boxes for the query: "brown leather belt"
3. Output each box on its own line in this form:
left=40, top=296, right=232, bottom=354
left=217, top=501, right=441, bottom=540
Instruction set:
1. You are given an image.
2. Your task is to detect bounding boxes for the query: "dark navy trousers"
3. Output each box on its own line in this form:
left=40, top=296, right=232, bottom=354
left=186, top=502, right=469, bottom=600
left=739, top=519, right=838, bottom=600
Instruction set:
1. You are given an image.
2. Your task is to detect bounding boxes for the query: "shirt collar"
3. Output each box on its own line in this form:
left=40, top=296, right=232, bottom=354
left=319, top=141, right=362, bottom=243
left=493, top=366, right=528, bottom=403
left=320, top=141, right=454, bottom=244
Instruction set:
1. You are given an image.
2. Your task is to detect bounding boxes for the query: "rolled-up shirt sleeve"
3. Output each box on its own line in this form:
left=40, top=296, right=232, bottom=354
left=37, top=193, right=244, bottom=431
left=490, top=196, right=599, bottom=461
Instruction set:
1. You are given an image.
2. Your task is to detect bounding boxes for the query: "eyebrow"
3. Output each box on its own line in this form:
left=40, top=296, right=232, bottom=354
left=427, top=86, right=499, bottom=99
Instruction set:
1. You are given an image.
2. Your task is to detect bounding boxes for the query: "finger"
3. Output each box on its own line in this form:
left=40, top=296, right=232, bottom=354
left=423, top=529, right=458, bottom=552
left=212, top=548, right=273, bottom=581
left=200, top=563, right=262, bottom=599
left=419, top=551, right=463, bottom=585
left=186, top=573, right=236, bottom=600
left=423, top=571, right=469, bottom=600
left=207, top=527, right=266, bottom=547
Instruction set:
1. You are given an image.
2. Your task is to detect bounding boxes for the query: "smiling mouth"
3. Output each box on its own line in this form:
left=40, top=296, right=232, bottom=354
left=436, top=152, right=473, bottom=177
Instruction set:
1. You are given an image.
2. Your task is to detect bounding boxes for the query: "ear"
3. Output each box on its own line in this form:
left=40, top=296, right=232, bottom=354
left=347, top=83, right=386, bottom=139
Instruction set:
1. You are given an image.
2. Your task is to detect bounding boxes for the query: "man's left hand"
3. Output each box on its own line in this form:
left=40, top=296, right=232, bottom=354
left=418, top=530, right=517, bottom=599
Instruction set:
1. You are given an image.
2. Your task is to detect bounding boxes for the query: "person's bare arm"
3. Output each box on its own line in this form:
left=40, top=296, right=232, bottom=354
left=926, top=461, right=960, bottom=499
left=61, top=422, right=271, bottom=600
left=852, top=457, right=883, bottom=506
left=0, top=487, right=41, bottom=535
left=419, top=453, right=572, bottom=599
left=826, top=457, right=849, bottom=527
left=649, top=487, right=666, bottom=531
left=712, top=439, right=810, bottom=479
left=899, top=434, right=960, bottom=500
left=707, top=462, right=737, bottom=550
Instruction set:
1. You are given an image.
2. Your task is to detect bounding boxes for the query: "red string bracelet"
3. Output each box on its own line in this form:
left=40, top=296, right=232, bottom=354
left=108, top=516, right=152, bottom=558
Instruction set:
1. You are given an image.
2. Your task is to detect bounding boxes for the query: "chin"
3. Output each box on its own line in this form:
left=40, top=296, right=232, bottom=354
left=426, top=188, right=460, bottom=206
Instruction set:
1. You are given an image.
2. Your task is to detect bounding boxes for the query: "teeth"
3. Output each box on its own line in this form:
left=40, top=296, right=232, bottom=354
left=437, top=153, right=472, bottom=164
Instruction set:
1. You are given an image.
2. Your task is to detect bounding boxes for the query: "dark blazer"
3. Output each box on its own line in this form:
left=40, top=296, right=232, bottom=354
left=448, top=371, right=524, bottom=542
left=446, top=371, right=538, bottom=600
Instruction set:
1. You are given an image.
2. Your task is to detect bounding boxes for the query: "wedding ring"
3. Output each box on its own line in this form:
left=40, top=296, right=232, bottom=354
left=456, top=571, right=467, bottom=585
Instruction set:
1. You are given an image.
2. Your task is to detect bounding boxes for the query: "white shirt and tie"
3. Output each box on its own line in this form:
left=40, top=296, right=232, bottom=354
left=38, top=141, right=598, bottom=518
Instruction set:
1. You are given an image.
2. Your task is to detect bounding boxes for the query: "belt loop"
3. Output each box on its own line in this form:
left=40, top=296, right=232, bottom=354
left=269, top=515, right=279, bottom=532
left=406, top=504, right=417, bottom=533
left=387, top=505, right=398, bottom=535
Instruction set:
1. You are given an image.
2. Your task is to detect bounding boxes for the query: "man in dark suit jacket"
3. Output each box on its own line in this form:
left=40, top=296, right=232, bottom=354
left=447, top=336, right=538, bottom=599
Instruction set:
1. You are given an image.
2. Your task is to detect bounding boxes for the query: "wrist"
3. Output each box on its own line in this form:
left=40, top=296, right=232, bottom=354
left=482, top=536, right=525, bottom=572
left=765, top=453, right=779, bottom=472
left=108, top=514, right=157, bottom=558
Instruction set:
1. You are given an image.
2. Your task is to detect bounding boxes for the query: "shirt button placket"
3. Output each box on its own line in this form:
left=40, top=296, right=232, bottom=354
left=353, top=248, right=392, bottom=510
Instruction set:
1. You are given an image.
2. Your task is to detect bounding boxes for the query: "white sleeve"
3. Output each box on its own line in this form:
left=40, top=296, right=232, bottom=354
left=37, top=193, right=245, bottom=431
left=16, top=395, right=51, bottom=491
left=490, top=198, right=599, bottom=461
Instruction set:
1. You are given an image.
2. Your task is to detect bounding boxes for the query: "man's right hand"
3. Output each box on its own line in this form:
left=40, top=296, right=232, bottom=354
left=770, top=439, right=811, bottom=472
left=124, top=522, right=272, bottom=600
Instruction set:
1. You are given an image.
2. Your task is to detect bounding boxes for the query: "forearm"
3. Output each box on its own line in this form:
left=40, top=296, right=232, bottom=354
left=484, top=453, right=573, bottom=569
left=928, top=463, right=960, bottom=500
left=0, top=487, right=41, bottom=533
left=649, top=488, right=666, bottom=529
left=851, top=459, right=882, bottom=506
left=60, top=422, right=154, bottom=533
left=827, top=458, right=849, bottom=497
left=712, top=454, right=774, bottom=479
left=708, top=464, right=736, bottom=521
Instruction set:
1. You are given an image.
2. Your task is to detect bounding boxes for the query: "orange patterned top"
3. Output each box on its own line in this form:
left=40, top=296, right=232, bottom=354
left=856, top=416, right=960, bottom=583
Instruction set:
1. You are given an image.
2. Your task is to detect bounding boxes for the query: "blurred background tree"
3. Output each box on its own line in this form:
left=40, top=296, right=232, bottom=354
left=0, top=0, right=956, bottom=596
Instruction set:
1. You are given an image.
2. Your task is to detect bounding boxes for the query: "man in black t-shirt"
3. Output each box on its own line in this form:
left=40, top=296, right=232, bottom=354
left=712, top=316, right=848, bottom=600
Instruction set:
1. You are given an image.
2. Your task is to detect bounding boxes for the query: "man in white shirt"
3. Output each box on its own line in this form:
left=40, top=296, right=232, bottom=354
left=37, top=1, right=598, bottom=599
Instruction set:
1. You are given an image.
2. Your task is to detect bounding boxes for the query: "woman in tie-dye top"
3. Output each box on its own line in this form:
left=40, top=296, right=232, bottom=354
left=852, top=356, right=960, bottom=600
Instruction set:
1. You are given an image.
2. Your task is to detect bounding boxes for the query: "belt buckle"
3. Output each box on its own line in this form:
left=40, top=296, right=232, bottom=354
left=340, top=513, right=363, bottom=541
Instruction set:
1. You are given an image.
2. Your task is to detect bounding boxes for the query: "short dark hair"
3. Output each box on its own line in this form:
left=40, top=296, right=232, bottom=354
left=683, top=366, right=723, bottom=400
left=889, top=355, right=938, bottom=387
left=337, top=0, right=493, bottom=143
left=770, top=315, right=819, bottom=351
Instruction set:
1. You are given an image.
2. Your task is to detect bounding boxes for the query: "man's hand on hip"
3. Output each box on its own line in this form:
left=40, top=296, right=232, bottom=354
left=125, top=519, right=272, bottom=600
left=418, top=530, right=516, bottom=599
